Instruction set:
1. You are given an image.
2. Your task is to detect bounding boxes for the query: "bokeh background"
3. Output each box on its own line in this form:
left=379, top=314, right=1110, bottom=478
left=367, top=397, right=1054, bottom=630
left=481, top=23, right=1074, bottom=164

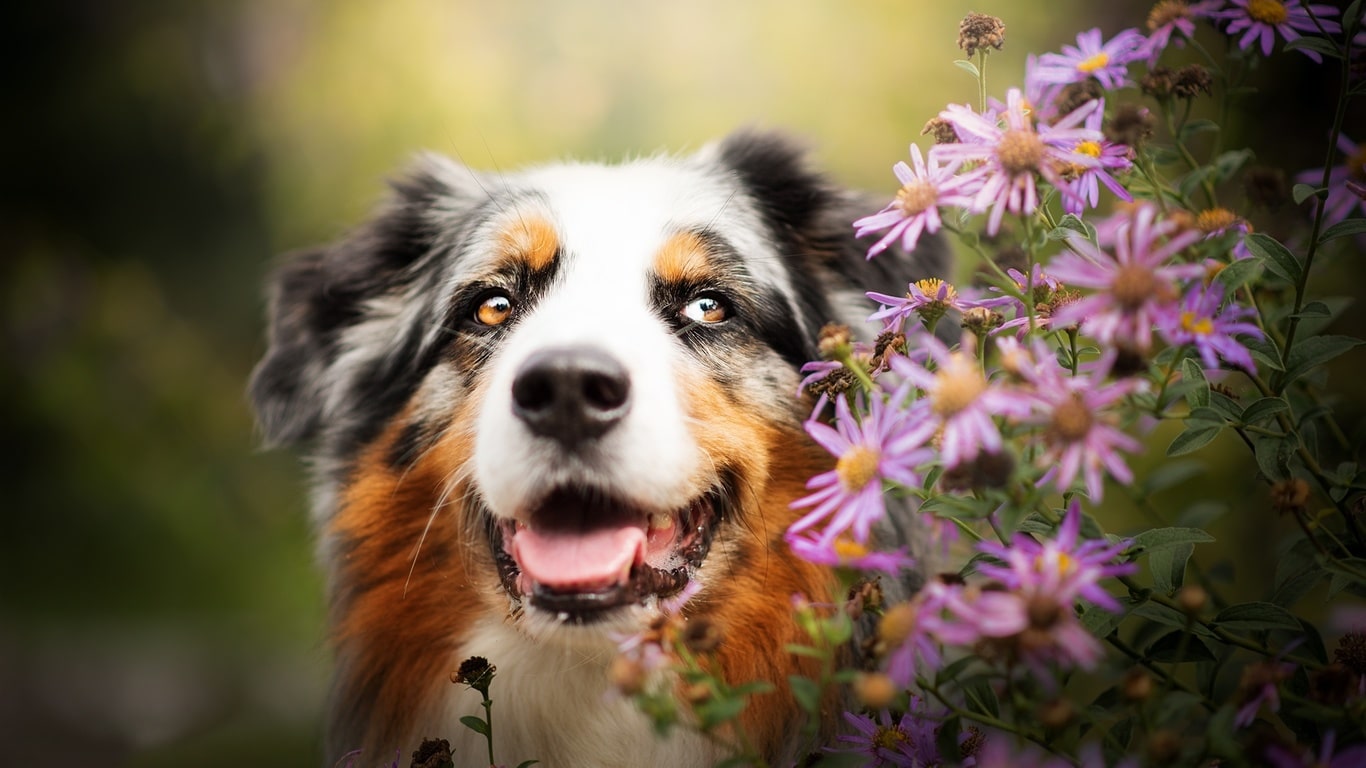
left=6, top=1, right=1360, bottom=766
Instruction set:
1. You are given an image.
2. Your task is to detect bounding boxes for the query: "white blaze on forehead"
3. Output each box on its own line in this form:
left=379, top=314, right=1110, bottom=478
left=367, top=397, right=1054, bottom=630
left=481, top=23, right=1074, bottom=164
left=474, top=155, right=795, bottom=517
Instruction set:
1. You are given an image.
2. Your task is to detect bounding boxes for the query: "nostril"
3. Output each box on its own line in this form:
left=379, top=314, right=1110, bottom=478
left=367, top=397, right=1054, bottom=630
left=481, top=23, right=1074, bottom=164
left=511, top=368, right=556, bottom=414
left=510, top=346, right=632, bottom=446
left=582, top=370, right=629, bottom=412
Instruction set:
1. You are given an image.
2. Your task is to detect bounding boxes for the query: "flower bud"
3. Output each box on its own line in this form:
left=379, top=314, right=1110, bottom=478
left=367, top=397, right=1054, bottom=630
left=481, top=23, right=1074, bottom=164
left=853, top=672, right=898, bottom=709
left=1176, top=585, right=1208, bottom=616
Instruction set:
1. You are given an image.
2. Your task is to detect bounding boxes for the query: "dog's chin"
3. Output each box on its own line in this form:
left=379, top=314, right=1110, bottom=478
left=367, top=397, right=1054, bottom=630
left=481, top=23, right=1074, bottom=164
left=488, top=483, right=725, bottom=630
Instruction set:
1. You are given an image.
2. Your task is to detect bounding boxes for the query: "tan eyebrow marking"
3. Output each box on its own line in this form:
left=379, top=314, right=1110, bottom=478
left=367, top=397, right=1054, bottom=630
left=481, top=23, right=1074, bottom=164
left=653, top=230, right=714, bottom=284
left=495, top=216, right=559, bottom=272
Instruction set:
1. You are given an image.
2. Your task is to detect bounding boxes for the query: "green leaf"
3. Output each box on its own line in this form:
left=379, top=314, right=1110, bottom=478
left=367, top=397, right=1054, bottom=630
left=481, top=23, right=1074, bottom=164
left=460, top=715, right=491, bottom=736
left=1215, top=257, right=1263, bottom=290
left=1212, top=149, right=1254, bottom=182
left=1181, top=358, right=1209, bottom=408
left=1240, top=396, right=1289, bottom=425
left=1244, top=335, right=1285, bottom=372
left=788, top=674, right=822, bottom=716
left=961, top=676, right=1000, bottom=718
left=1246, top=232, right=1302, bottom=283
left=1321, top=218, right=1366, bottom=244
left=1283, top=334, right=1365, bottom=385
left=1130, top=527, right=1216, bottom=552
left=696, top=694, right=748, bottom=731
left=1292, top=183, right=1325, bottom=205
left=1176, top=501, right=1227, bottom=528
left=1284, top=35, right=1343, bottom=60
left=1130, top=600, right=1217, bottom=638
left=1167, top=423, right=1222, bottom=456
left=1146, top=630, right=1216, bottom=662
left=1150, top=542, right=1194, bottom=594
left=1178, top=119, right=1219, bottom=142
left=954, top=59, right=980, bottom=77
left=1253, top=434, right=1292, bottom=482
left=1141, top=460, right=1205, bottom=495
left=1291, top=301, right=1332, bottom=320
left=1080, top=602, right=1125, bottom=637
left=1213, top=601, right=1303, bottom=632
left=515, top=761, right=541, bottom=768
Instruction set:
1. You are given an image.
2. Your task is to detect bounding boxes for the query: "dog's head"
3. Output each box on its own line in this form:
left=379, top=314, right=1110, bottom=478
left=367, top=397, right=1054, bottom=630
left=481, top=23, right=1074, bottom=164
left=251, top=130, right=947, bottom=644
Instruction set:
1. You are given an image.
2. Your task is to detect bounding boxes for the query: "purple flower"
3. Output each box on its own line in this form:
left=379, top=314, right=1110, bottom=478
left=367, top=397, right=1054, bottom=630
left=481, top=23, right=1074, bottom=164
left=1156, top=282, right=1264, bottom=373
left=856, top=144, right=977, bottom=257
left=868, top=277, right=1012, bottom=332
left=787, top=530, right=917, bottom=573
left=974, top=500, right=1137, bottom=674
left=883, top=578, right=1028, bottom=686
left=1145, top=1, right=1226, bottom=64
left=1031, top=27, right=1149, bottom=90
left=788, top=388, right=933, bottom=547
left=890, top=334, right=1034, bottom=469
left=935, top=89, right=1106, bottom=234
left=831, top=699, right=958, bottom=767
left=1049, top=203, right=1205, bottom=351
left=1234, top=660, right=1295, bottom=727
left=977, top=500, right=1137, bottom=611
left=1055, top=98, right=1135, bottom=216
left=1009, top=341, right=1144, bottom=501
left=1215, top=0, right=1342, bottom=62
left=1296, top=133, right=1366, bottom=227
left=992, top=265, right=1074, bottom=337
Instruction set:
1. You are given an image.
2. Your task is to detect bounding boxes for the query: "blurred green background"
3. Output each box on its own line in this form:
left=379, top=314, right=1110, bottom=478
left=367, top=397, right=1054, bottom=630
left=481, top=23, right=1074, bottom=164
left=6, top=1, right=1361, bottom=766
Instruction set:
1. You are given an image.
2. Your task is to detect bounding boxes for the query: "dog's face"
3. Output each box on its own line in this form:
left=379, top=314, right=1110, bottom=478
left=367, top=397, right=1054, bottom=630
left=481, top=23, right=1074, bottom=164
left=250, top=130, right=945, bottom=759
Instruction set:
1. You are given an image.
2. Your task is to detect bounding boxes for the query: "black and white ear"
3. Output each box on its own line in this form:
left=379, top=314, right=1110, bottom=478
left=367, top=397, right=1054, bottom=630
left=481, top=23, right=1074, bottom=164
left=709, top=129, right=952, bottom=332
left=248, top=153, right=483, bottom=449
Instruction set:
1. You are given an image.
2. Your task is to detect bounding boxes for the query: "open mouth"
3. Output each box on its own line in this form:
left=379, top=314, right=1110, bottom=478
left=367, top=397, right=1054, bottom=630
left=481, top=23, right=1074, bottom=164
left=490, top=484, right=725, bottom=624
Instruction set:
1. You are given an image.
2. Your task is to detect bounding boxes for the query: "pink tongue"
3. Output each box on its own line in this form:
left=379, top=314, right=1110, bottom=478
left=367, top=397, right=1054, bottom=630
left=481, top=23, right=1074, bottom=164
left=511, top=524, right=647, bottom=591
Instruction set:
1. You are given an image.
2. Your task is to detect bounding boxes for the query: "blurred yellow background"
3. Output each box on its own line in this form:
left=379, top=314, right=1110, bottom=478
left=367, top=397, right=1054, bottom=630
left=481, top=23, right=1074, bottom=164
left=6, top=1, right=1358, bottom=766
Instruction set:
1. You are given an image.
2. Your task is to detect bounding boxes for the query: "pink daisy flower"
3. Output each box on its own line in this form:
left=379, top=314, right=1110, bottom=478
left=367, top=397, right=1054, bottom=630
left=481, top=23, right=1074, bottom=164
left=1145, top=0, right=1226, bottom=64
left=788, top=388, right=932, bottom=547
left=786, top=530, right=917, bottom=574
left=1296, top=133, right=1366, bottom=227
left=890, top=333, right=1034, bottom=469
left=867, top=277, right=1013, bottom=333
left=1215, top=0, right=1342, bottom=62
left=1055, top=98, right=1136, bottom=216
left=1007, top=340, right=1144, bottom=501
left=1049, top=203, right=1205, bottom=351
left=1031, top=27, right=1149, bottom=90
left=935, top=89, right=1106, bottom=235
left=831, top=701, right=951, bottom=767
left=1156, top=282, right=1265, bottom=372
left=883, top=577, right=1028, bottom=686
left=855, top=144, right=977, bottom=257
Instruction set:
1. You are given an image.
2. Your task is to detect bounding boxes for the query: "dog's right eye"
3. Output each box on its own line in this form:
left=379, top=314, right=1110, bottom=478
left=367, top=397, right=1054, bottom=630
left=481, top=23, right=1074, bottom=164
left=474, top=291, right=515, bottom=326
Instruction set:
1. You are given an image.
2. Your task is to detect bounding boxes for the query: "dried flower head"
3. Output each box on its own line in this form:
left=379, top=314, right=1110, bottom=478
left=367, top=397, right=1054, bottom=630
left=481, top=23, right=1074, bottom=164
left=921, top=116, right=959, bottom=144
left=1142, top=66, right=1177, bottom=99
left=958, top=13, right=1006, bottom=56
left=1106, top=104, right=1156, bottom=149
left=410, top=738, right=454, bottom=768
left=1173, top=64, right=1214, bottom=98
left=451, top=656, right=496, bottom=694
left=1270, top=477, right=1311, bottom=515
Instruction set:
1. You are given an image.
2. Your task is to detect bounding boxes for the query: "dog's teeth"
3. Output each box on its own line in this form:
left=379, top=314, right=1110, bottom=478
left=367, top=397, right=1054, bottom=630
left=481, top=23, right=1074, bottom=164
left=648, top=511, right=673, bottom=531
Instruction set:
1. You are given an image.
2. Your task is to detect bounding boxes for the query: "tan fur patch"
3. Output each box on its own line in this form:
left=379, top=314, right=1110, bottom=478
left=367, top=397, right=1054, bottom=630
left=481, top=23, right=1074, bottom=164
left=496, top=215, right=559, bottom=272
left=654, top=230, right=714, bottom=284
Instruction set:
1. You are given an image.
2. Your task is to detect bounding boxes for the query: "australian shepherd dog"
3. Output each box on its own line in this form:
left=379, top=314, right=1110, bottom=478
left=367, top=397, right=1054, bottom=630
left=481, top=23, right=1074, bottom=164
left=250, top=130, right=948, bottom=767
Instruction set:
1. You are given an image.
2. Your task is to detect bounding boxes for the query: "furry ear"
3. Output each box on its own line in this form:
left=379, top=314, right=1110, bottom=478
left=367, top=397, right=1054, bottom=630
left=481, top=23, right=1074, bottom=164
left=711, top=128, right=952, bottom=334
left=248, top=154, right=482, bottom=448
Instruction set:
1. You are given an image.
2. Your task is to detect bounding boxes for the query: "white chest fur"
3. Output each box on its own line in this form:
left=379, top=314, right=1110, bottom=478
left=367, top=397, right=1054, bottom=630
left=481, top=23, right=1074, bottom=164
left=424, top=618, right=721, bottom=768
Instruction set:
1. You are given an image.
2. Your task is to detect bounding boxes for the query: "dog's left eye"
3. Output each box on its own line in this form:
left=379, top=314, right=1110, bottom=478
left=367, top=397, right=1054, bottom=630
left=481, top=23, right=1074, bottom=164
left=681, top=293, right=731, bottom=325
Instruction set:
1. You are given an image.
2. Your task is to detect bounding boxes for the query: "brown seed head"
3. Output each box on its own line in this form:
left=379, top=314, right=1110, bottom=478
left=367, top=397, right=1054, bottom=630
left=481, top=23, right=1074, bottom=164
left=1106, top=104, right=1156, bottom=150
left=681, top=618, right=724, bottom=653
left=1123, top=668, right=1154, bottom=701
left=922, top=116, right=960, bottom=145
left=1141, top=66, right=1176, bottom=100
left=1173, top=64, right=1213, bottom=99
left=1270, top=477, right=1311, bottom=516
left=958, top=13, right=1006, bottom=56
left=1176, top=585, right=1208, bottom=616
left=853, top=672, right=898, bottom=709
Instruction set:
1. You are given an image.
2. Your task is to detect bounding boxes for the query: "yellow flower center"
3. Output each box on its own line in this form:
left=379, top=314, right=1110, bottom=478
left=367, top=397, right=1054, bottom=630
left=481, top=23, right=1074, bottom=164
left=1077, top=51, right=1111, bottom=73
left=836, top=446, right=881, bottom=491
left=1049, top=394, right=1095, bottom=442
left=1111, top=264, right=1158, bottom=311
left=833, top=538, right=870, bottom=561
left=872, top=725, right=911, bottom=750
left=1075, top=140, right=1103, bottom=159
left=997, top=129, right=1046, bottom=175
left=1036, top=551, right=1076, bottom=577
left=895, top=179, right=939, bottom=216
left=930, top=353, right=988, bottom=416
left=1196, top=207, right=1239, bottom=233
left=1148, top=0, right=1192, bottom=31
left=1349, top=146, right=1366, bottom=182
left=913, top=277, right=958, bottom=301
left=1181, top=311, right=1215, bottom=335
left=1247, top=0, right=1288, bottom=25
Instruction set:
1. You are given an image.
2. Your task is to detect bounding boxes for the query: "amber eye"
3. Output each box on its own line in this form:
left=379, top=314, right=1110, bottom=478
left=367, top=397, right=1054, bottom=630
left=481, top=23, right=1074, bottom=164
left=681, top=293, right=730, bottom=325
left=474, top=291, right=514, bottom=326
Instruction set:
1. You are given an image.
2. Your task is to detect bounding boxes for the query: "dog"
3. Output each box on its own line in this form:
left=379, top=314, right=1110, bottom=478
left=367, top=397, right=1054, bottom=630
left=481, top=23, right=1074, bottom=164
left=249, top=129, right=948, bottom=767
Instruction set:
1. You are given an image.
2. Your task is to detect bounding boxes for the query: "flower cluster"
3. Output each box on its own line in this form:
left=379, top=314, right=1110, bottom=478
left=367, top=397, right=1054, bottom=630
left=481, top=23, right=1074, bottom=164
left=610, top=3, right=1366, bottom=766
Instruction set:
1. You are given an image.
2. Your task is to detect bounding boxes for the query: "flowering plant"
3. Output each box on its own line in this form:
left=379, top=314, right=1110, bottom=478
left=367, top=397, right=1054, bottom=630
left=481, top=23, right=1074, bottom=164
left=610, top=3, right=1366, bottom=766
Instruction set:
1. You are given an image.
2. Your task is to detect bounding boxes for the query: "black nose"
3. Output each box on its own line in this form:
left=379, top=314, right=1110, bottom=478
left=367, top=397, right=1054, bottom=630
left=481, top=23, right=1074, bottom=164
left=511, top=346, right=631, bottom=447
